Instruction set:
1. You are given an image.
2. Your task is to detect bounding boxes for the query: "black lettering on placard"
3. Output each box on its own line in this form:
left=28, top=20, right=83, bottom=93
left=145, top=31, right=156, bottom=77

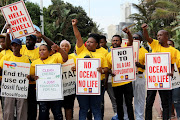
left=4, top=70, right=16, bottom=76
left=62, top=71, right=75, bottom=79
left=4, top=78, right=17, bottom=83
left=118, top=50, right=127, bottom=56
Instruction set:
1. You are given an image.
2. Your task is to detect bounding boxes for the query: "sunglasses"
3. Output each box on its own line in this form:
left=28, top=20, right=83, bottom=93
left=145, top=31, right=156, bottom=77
left=133, top=37, right=140, bottom=40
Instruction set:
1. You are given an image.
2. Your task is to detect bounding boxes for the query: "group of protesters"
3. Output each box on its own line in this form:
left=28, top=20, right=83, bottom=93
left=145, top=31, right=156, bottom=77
left=0, top=18, right=179, bottom=120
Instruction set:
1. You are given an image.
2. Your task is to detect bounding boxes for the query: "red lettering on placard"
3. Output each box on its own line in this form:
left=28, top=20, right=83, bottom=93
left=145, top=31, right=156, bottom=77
left=153, top=56, right=161, bottom=63
left=79, top=80, right=85, bottom=87
left=149, top=66, right=167, bottom=73
left=84, top=62, right=91, bottom=69
left=8, top=11, right=24, bottom=20
left=79, top=71, right=97, bottom=78
left=10, top=17, right=27, bottom=25
left=148, top=75, right=156, bottom=82
left=9, top=6, right=17, bottom=12
left=12, top=23, right=31, bottom=32
left=87, top=81, right=98, bottom=87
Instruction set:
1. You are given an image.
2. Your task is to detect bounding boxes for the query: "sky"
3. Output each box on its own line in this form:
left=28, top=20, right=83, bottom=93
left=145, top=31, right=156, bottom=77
left=28, top=0, right=140, bottom=33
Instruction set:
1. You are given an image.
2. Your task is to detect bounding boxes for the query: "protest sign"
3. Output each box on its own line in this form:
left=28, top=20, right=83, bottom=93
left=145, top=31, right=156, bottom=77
left=112, top=46, right=136, bottom=82
left=0, top=1, right=35, bottom=38
left=121, top=39, right=140, bottom=63
left=1, top=61, right=30, bottom=99
left=62, top=59, right=76, bottom=96
left=76, top=58, right=101, bottom=95
left=146, top=53, right=172, bottom=90
left=36, top=64, right=63, bottom=101
left=172, top=63, right=180, bottom=89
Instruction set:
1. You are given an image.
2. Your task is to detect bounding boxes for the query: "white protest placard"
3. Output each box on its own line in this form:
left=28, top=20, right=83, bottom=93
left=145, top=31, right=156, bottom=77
left=112, top=46, right=136, bottom=83
left=36, top=64, right=63, bottom=101
left=1, top=61, right=30, bottom=99
left=121, top=39, right=140, bottom=63
left=0, top=1, right=35, bottom=38
left=172, top=63, right=180, bottom=89
left=62, top=59, right=76, bottom=96
left=76, top=58, right=101, bottom=95
left=146, top=53, right=172, bottom=90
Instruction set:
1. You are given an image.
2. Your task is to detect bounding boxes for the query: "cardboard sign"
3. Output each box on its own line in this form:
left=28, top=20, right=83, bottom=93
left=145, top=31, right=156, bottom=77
left=121, top=39, right=140, bottom=62
left=62, top=59, right=76, bottom=96
left=76, top=58, right=101, bottom=95
left=146, top=53, right=172, bottom=90
left=0, top=1, right=35, bottom=38
left=172, top=63, right=180, bottom=89
left=36, top=64, right=63, bottom=101
left=1, top=61, right=30, bottom=99
left=112, top=46, right=136, bottom=82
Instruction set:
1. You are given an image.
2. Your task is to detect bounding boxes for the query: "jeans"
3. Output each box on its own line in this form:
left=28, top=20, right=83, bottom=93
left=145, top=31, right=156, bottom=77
left=77, top=95, right=102, bottom=120
left=39, top=101, right=63, bottom=120
left=27, top=84, right=37, bottom=120
left=113, top=82, right=134, bottom=120
left=132, top=74, right=146, bottom=120
left=172, top=87, right=180, bottom=118
left=145, top=90, right=170, bottom=120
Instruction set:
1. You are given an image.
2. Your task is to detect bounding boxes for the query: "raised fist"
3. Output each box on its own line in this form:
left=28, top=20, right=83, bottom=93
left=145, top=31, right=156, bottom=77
left=72, top=19, right=78, bottom=26
left=141, top=23, right=148, bottom=29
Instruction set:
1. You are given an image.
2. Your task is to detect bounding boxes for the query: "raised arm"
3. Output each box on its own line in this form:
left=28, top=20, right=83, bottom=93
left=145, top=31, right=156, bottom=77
left=5, top=24, right=11, bottom=50
left=72, top=19, right=83, bottom=48
left=122, top=27, right=133, bottom=46
left=51, top=44, right=68, bottom=62
left=33, top=30, right=54, bottom=46
left=141, top=23, right=153, bottom=44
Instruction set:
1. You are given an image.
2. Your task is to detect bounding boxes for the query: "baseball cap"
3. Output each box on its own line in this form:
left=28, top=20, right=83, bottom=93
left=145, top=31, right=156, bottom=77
left=11, top=38, right=22, bottom=45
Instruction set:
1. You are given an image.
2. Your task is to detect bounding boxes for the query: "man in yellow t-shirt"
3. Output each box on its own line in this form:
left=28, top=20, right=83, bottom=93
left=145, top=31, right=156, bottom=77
left=106, top=27, right=134, bottom=120
left=142, top=23, right=177, bottom=120
left=0, top=38, right=30, bottom=120
left=132, top=31, right=148, bottom=120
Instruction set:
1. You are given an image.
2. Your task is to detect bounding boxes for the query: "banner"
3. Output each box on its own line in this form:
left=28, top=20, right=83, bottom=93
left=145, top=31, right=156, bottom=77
left=62, top=59, right=76, bottom=96
left=36, top=64, right=63, bottom=101
left=1, top=61, right=30, bottom=99
left=112, top=46, right=136, bottom=82
left=0, top=1, right=35, bottom=38
left=146, top=53, right=172, bottom=90
left=172, top=63, right=180, bottom=89
left=76, top=58, right=101, bottom=95
left=121, top=39, right=140, bottom=62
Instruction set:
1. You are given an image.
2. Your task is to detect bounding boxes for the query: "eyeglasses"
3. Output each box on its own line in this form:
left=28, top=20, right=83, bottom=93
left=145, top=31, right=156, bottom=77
left=133, top=37, right=140, bottom=40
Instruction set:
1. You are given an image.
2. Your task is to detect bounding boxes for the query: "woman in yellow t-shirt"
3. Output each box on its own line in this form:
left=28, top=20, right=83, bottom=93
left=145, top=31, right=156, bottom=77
left=59, top=40, right=76, bottom=120
left=28, top=44, right=68, bottom=120
left=72, top=19, right=108, bottom=120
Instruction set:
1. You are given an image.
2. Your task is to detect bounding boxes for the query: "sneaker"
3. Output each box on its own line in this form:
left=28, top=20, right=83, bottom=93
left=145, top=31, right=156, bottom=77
left=111, top=114, right=119, bottom=120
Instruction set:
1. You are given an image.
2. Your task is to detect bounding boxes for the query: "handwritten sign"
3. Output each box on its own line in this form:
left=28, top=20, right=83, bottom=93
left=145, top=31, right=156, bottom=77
left=1, top=61, right=30, bottom=99
left=62, top=59, right=76, bottom=96
left=0, top=1, right=35, bottom=38
left=112, top=46, right=136, bottom=82
left=76, top=58, right=101, bottom=95
left=146, top=53, right=172, bottom=90
left=36, top=64, right=63, bottom=101
left=172, top=63, right=180, bottom=89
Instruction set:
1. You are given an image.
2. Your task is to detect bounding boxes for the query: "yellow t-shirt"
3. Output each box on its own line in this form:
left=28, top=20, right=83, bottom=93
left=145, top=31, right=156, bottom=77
left=106, top=52, right=131, bottom=87
left=149, top=39, right=177, bottom=64
left=175, top=49, right=180, bottom=68
left=0, top=52, right=3, bottom=60
left=0, top=54, right=30, bottom=68
left=1, top=49, right=13, bottom=56
left=96, top=47, right=109, bottom=57
left=76, top=44, right=108, bottom=68
left=20, top=45, right=40, bottom=62
left=138, top=47, right=148, bottom=72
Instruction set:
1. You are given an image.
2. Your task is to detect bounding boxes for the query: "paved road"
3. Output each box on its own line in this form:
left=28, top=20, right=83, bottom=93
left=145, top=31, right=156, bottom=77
left=0, top=92, right=177, bottom=120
